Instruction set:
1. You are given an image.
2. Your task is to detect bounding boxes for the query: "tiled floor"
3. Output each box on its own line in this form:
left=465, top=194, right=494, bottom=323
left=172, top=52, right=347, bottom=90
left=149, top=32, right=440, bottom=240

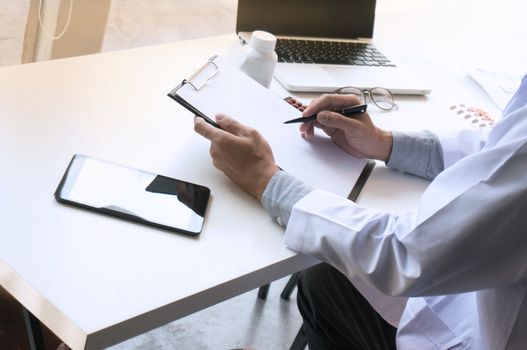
left=0, top=1, right=303, bottom=349
left=0, top=1, right=29, bottom=66
left=103, top=0, right=237, bottom=53
left=0, top=0, right=237, bottom=66
left=109, top=277, right=302, bottom=350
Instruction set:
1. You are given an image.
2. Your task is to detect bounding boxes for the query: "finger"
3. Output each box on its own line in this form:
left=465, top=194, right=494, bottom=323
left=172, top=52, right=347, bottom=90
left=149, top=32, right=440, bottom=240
left=194, top=116, right=224, bottom=141
left=303, top=94, right=361, bottom=116
left=299, top=120, right=315, bottom=139
left=215, top=114, right=250, bottom=136
left=316, top=111, right=361, bottom=130
left=319, top=124, right=338, bottom=138
left=302, top=94, right=333, bottom=116
left=314, top=120, right=325, bottom=129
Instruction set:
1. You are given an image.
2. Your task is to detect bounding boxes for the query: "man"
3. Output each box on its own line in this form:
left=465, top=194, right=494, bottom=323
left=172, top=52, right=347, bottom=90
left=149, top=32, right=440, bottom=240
left=194, top=74, right=527, bottom=349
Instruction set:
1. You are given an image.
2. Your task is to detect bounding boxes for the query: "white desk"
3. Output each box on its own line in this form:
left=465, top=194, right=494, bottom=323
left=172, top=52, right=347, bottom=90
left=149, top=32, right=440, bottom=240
left=0, top=34, right=319, bottom=349
left=1, top=1, right=524, bottom=348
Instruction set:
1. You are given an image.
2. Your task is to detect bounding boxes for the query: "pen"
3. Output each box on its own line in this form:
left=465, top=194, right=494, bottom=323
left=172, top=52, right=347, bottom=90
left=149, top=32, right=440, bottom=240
left=283, top=104, right=368, bottom=124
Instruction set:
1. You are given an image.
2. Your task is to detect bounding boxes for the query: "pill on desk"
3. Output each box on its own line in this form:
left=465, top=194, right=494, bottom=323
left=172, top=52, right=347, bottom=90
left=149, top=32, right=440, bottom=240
left=449, top=104, right=494, bottom=129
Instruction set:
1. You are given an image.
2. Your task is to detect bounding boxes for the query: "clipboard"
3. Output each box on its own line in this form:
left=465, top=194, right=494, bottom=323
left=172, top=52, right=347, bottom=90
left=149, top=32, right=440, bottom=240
left=167, top=55, right=373, bottom=200
left=168, top=55, right=222, bottom=128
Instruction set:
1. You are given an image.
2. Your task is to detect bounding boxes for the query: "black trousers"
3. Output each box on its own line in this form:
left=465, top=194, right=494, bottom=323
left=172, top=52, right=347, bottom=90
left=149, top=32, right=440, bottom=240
left=297, top=263, right=397, bottom=350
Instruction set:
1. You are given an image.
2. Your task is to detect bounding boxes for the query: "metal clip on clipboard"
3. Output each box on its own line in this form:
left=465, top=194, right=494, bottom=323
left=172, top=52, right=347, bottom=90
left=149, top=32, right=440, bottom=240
left=185, top=55, right=220, bottom=91
left=167, top=55, right=221, bottom=128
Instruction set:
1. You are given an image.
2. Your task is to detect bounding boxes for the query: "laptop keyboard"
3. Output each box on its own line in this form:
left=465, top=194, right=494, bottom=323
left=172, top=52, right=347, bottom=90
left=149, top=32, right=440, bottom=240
left=275, top=39, right=396, bottom=67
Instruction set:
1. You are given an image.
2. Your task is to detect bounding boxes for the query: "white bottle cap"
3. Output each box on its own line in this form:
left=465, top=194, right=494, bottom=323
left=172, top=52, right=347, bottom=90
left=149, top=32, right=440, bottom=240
left=249, top=30, right=277, bottom=52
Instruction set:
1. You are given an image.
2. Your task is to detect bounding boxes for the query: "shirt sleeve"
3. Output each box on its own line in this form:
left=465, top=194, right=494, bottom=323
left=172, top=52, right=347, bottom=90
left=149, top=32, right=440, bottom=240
left=284, top=142, right=527, bottom=297
left=386, top=130, right=445, bottom=180
left=262, top=130, right=446, bottom=223
left=435, top=128, right=489, bottom=169
left=261, top=170, right=313, bottom=226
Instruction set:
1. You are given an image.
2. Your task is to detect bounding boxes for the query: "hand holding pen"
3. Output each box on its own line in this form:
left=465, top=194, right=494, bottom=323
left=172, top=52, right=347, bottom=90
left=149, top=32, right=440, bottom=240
left=295, top=94, right=393, bottom=161
left=284, top=104, right=367, bottom=124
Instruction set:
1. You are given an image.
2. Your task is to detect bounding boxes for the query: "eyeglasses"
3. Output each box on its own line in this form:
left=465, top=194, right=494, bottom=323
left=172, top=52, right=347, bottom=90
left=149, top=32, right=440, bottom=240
left=334, top=86, right=396, bottom=111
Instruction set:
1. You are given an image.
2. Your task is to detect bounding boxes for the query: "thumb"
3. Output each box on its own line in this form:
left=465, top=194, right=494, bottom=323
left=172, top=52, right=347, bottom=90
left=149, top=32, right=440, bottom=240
left=215, top=114, right=247, bottom=136
left=194, top=116, right=223, bottom=141
left=317, top=111, right=358, bottom=130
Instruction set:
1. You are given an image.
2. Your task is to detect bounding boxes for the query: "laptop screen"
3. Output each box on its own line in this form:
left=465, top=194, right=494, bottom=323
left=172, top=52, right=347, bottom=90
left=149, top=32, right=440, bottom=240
left=236, top=0, right=376, bottom=39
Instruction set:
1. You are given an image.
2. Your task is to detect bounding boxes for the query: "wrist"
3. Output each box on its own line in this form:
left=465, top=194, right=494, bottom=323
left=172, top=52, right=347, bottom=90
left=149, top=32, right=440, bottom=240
left=374, top=129, right=393, bottom=161
left=255, top=164, right=280, bottom=202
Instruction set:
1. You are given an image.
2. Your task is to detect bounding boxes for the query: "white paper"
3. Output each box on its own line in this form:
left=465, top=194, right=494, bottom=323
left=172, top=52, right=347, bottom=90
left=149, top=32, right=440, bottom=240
left=176, top=56, right=368, bottom=198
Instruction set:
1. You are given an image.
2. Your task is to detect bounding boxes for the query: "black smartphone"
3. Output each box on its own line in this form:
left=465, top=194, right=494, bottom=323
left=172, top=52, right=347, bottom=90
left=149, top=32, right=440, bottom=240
left=55, top=154, right=211, bottom=236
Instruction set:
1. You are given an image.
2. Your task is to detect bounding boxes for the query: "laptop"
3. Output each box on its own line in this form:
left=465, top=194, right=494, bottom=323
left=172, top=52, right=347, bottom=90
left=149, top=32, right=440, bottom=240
left=236, top=0, right=431, bottom=95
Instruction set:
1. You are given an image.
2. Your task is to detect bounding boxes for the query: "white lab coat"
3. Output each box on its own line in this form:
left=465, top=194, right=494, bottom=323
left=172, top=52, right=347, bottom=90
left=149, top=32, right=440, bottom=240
left=284, top=76, right=527, bottom=349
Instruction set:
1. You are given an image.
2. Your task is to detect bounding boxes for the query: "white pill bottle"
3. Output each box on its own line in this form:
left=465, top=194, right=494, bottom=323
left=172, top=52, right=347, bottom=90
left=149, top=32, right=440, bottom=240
left=240, top=31, right=278, bottom=88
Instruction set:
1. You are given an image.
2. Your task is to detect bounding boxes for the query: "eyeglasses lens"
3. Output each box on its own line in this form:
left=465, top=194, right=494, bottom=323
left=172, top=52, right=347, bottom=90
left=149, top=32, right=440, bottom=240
left=337, top=87, right=365, bottom=104
left=370, top=87, right=394, bottom=110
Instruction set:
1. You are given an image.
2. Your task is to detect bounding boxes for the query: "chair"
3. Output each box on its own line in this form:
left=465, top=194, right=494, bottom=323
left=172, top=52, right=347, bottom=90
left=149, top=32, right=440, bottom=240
left=290, top=324, right=308, bottom=350
left=257, top=271, right=301, bottom=300
left=257, top=272, right=308, bottom=350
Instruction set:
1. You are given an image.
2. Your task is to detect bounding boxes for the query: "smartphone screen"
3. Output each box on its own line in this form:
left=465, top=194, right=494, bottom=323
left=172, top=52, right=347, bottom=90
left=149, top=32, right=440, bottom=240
left=55, top=154, right=210, bottom=236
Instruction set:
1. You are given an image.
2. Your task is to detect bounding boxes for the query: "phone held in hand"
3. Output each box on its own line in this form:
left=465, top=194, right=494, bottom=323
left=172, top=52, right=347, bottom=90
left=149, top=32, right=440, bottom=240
left=55, top=154, right=211, bottom=236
